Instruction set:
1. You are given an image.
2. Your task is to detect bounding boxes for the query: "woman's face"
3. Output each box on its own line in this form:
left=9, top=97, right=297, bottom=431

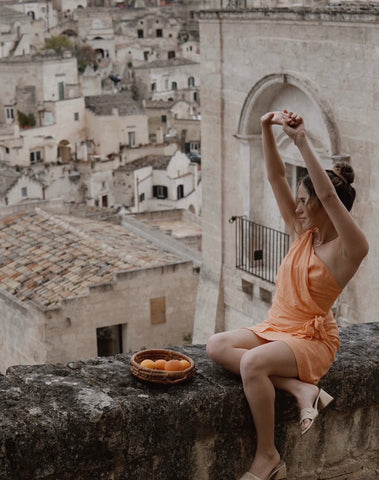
left=296, top=183, right=324, bottom=228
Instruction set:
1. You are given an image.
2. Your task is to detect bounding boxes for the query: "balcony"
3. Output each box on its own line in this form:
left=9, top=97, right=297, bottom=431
left=230, top=216, right=290, bottom=284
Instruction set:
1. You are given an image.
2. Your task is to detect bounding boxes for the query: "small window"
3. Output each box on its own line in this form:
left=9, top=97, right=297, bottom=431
left=168, top=51, right=175, bottom=59
left=74, top=112, right=79, bottom=121
left=151, top=82, right=156, bottom=91
left=144, top=51, right=149, bottom=61
left=128, top=131, right=135, bottom=147
left=156, top=29, right=163, bottom=38
left=6, top=108, right=14, bottom=120
left=161, top=115, right=167, bottom=123
left=30, top=150, right=42, bottom=164
left=21, top=187, right=28, bottom=198
left=171, top=81, right=177, bottom=91
left=177, top=184, right=184, bottom=200
left=139, top=192, right=145, bottom=202
left=153, top=185, right=168, bottom=199
left=58, top=82, right=64, bottom=101
left=137, top=29, right=144, bottom=38
left=188, top=76, right=195, bottom=88
left=150, top=297, right=166, bottom=325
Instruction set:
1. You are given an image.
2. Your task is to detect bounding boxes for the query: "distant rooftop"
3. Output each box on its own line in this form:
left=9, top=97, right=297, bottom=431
left=134, top=57, right=198, bottom=70
left=84, top=93, right=144, bottom=116
left=116, top=155, right=172, bottom=172
left=0, top=209, right=182, bottom=308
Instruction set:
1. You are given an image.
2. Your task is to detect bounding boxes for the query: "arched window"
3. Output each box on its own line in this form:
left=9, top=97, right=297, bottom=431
left=188, top=77, right=195, bottom=88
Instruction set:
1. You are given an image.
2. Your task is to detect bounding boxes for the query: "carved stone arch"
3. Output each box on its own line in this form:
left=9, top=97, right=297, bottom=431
left=237, top=73, right=341, bottom=156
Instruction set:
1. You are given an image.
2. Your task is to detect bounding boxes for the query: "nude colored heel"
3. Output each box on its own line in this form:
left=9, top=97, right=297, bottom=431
left=318, top=389, right=334, bottom=410
left=270, top=461, right=286, bottom=480
left=300, top=388, right=334, bottom=435
left=239, top=461, right=287, bottom=480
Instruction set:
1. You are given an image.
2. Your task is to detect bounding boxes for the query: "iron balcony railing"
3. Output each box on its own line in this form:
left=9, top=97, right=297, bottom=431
left=230, top=216, right=290, bottom=284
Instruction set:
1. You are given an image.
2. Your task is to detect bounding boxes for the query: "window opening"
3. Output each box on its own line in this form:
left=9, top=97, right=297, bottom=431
left=177, top=184, right=184, bottom=199
left=58, top=82, right=65, bottom=100
left=128, top=131, right=135, bottom=147
left=97, top=324, right=124, bottom=356
left=150, top=297, right=166, bottom=325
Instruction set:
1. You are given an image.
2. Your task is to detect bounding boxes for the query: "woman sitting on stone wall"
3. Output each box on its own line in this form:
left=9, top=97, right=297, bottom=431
left=206, top=110, right=369, bottom=480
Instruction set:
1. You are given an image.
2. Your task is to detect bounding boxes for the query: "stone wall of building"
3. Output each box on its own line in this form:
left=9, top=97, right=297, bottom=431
left=0, top=260, right=198, bottom=373
left=0, top=323, right=377, bottom=480
left=194, top=4, right=379, bottom=342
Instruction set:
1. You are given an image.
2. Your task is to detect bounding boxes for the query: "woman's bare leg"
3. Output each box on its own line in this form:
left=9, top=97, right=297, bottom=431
left=206, top=330, right=322, bottom=442
left=206, top=328, right=267, bottom=375
left=239, top=341, right=299, bottom=479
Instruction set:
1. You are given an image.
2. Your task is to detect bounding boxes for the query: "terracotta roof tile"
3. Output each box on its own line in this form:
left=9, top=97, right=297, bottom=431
left=0, top=208, right=182, bottom=308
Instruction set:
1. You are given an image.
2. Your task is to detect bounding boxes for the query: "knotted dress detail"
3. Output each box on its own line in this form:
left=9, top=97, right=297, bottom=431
left=250, top=229, right=342, bottom=384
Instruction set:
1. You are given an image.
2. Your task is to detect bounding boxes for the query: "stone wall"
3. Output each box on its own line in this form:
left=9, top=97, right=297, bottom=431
left=0, top=323, right=377, bottom=480
left=194, top=4, right=379, bottom=342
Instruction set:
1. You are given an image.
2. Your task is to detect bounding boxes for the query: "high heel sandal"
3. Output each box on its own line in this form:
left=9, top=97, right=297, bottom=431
left=300, top=388, right=334, bottom=436
left=239, top=460, right=287, bottom=480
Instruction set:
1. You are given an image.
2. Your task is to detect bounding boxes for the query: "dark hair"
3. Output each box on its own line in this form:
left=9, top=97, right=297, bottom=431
left=299, top=162, right=356, bottom=211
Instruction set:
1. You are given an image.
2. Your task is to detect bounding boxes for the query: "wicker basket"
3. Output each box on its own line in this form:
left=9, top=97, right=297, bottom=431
left=130, top=349, right=195, bottom=385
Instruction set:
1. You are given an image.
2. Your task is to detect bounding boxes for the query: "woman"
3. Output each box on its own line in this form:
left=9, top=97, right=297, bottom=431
left=206, top=111, right=369, bottom=480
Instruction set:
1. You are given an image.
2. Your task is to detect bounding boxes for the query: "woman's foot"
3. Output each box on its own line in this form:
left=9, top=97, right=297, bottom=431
left=292, top=382, right=320, bottom=433
left=247, top=450, right=282, bottom=480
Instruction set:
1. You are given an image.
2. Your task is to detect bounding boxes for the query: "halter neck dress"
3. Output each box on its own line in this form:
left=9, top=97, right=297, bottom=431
left=249, top=228, right=342, bottom=384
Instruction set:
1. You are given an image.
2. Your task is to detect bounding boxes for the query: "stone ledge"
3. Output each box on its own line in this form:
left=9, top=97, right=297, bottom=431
left=0, top=323, right=377, bottom=480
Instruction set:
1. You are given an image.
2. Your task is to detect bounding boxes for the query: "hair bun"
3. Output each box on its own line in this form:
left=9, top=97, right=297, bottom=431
left=333, top=162, right=354, bottom=185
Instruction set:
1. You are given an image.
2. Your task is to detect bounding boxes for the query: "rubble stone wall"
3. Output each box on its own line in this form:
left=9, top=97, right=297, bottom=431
left=0, top=323, right=377, bottom=480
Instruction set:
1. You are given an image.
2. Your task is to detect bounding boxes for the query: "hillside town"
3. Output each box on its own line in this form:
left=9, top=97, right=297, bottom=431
left=0, top=0, right=206, bottom=372
left=0, top=0, right=378, bottom=376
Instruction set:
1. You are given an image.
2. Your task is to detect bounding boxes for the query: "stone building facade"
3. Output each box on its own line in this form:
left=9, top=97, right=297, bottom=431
left=194, top=3, right=379, bottom=343
left=0, top=207, right=199, bottom=373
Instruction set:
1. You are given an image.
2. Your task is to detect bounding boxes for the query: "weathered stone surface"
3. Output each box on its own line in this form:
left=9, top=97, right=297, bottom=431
left=0, top=324, right=377, bottom=480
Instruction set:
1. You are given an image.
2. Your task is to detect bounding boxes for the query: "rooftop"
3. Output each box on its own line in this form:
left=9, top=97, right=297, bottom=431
left=116, top=154, right=172, bottom=172
left=0, top=208, right=182, bottom=308
left=84, top=93, right=144, bottom=116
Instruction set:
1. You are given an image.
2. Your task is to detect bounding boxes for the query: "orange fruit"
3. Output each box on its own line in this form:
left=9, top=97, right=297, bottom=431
left=180, top=359, right=190, bottom=370
left=154, top=359, right=167, bottom=370
left=165, top=359, right=183, bottom=371
left=140, top=359, right=156, bottom=369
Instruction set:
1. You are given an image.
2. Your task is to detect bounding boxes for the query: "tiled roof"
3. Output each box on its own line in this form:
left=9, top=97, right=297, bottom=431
left=116, top=155, right=171, bottom=172
left=134, top=58, right=198, bottom=70
left=0, top=209, right=181, bottom=308
left=0, top=167, right=20, bottom=196
left=84, top=94, right=144, bottom=116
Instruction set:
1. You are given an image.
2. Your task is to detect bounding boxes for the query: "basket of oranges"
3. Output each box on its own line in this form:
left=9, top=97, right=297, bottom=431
left=130, top=349, right=195, bottom=385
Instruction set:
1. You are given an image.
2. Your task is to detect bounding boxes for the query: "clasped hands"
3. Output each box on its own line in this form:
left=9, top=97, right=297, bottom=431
left=261, top=110, right=305, bottom=145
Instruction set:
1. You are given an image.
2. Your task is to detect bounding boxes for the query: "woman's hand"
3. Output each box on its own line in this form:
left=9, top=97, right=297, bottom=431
left=261, top=111, right=291, bottom=126
left=282, top=113, right=306, bottom=145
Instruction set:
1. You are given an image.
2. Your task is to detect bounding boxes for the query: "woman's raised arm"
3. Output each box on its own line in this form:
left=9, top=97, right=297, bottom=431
left=282, top=114, right=369, bottom=264
left=261, top=112, right=298, bottom=235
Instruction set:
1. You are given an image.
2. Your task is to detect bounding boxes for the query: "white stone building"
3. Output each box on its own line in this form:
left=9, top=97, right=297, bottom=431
left=194, top=2, right=379, bottom=343
left=0, top=5, right=45, bottom=58
left=113, top=149, right=201, bottom=214
left=134, top=57, right=200, bottom=103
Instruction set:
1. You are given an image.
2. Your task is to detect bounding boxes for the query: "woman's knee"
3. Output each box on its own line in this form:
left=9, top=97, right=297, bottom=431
left=206, top=332, right=229, bottom=362
left=240, top=348, right=266, bottom=381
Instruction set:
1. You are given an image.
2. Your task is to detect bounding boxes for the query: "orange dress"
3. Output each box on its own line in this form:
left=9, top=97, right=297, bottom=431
left=250, top=228, right=342, bottom=384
